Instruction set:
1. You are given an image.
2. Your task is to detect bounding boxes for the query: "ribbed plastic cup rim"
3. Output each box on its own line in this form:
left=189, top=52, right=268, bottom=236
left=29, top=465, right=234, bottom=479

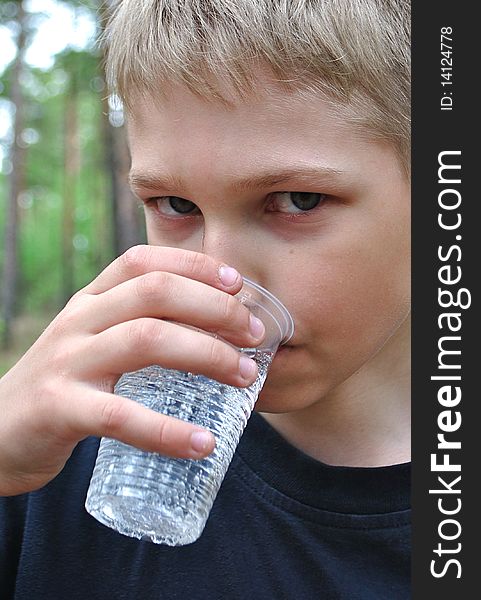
left=241, top=277, right=295, bottom=345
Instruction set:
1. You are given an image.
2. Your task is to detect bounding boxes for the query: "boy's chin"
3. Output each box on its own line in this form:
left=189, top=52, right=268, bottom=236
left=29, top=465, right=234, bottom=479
left=253, top=390, right=313, bottom=414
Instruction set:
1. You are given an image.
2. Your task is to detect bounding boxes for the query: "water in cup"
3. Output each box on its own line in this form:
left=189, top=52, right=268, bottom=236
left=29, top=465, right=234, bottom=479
left=86, top=350, right=273, bottom=545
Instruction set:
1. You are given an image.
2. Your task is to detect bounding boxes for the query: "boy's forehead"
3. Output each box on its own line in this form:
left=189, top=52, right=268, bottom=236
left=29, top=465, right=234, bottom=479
left=127, top=87, right=350, bottom=174
left=127, top=86, right=361, bottom=158
left=125, top=74, right=406, bottom=186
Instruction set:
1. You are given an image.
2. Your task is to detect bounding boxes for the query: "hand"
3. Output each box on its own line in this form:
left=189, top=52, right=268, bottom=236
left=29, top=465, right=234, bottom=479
left=0, top=245, right=265, bottom=496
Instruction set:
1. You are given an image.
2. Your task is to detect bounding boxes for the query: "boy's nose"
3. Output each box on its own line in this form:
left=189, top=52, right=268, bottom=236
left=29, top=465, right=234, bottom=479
left=200, top=221, right=261, bottom=279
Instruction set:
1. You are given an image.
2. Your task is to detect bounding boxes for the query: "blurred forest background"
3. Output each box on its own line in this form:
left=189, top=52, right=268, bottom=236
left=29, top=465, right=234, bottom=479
left=0, top=0, right=145, bottom=374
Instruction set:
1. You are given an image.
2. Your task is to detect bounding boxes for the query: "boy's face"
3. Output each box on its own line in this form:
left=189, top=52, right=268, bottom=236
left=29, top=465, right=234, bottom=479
left=127, top=78, right=410, bottom=413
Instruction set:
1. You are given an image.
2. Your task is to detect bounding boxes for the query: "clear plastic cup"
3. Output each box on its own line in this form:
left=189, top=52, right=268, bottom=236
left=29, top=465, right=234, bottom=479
left=85, top=277, right=294, bottom=545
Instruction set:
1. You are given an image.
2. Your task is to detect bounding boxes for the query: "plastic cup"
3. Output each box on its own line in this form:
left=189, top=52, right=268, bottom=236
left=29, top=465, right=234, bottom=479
left=85, top=277, right=294, bottom=545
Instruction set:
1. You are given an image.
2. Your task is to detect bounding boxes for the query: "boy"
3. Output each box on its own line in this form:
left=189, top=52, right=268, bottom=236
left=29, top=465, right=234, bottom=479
left=0, top=1, right=411, bottom=598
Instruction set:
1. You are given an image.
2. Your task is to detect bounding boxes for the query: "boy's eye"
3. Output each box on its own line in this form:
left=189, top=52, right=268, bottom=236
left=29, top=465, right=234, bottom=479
left=146, top=192, right=327, bottom=219
left=268, top=192, right=326, bottom=214
left=149, top=196, right=200, bottom=216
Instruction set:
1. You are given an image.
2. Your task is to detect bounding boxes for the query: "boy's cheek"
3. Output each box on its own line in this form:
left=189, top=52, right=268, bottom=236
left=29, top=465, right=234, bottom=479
left=293, top=256, right=408, bottom=355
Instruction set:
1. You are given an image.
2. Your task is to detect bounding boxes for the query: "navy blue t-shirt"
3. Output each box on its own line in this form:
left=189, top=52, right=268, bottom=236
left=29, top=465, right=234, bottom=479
left=0, top=413, right=410, bottom=599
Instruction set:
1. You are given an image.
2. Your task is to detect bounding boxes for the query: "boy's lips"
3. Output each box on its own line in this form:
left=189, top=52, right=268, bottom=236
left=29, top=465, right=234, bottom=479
left=270, top=345, right=295, bottom=370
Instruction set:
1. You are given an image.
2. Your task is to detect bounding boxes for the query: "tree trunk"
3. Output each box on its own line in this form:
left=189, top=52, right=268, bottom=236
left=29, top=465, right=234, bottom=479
left=62, top=72, right=80, bottom=304
left=98, top=0, right=142, bottom=258
left=1, top=0, right=28, bottom=349
left=112, top=122, right=142, bottom=254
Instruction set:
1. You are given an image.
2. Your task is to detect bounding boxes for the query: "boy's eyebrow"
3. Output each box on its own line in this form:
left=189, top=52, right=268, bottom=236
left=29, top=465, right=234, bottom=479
left=128, top=166, right=345, bottom=193
left=129, top=172, right=184, bottom=193
left=229, top=166, right=345, bottom=192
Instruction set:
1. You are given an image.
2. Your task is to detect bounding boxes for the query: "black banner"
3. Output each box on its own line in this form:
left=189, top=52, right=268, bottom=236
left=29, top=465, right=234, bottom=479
left=412, top=1, right=478, bottom=596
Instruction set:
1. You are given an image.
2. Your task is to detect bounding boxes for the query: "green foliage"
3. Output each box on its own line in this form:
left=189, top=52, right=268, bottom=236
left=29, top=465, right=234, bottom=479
left=1, top=0, right=120, bottom=355
left=14, top=54, right=114, bottom=311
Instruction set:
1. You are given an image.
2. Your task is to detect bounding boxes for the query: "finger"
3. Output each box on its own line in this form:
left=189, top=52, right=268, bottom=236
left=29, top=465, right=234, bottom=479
left=81, top=318, right=259, bottom=387
left=65, top=387, right=217, bottom=460
left=81, top=272, right=265, bottom=348
left=79, top=245, right=242, bottom=296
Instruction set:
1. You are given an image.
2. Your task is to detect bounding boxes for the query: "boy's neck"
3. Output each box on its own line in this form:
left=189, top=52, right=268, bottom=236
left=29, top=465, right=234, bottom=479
left=260, top=316, right=411, bottom=468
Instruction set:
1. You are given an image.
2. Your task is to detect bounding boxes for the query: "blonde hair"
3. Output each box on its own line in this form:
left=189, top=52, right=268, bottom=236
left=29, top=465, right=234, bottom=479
left=103, top=0, right=411, bottom=172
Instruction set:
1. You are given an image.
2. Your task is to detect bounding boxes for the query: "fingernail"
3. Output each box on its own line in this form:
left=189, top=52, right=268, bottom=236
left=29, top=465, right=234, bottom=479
left=190, top=431, right=214, bottom=454
left=239, top=355, right=258, bottom=381
left=249, top=314, right=265, bottom=339
left=219, top=265, right=240, bottom=287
